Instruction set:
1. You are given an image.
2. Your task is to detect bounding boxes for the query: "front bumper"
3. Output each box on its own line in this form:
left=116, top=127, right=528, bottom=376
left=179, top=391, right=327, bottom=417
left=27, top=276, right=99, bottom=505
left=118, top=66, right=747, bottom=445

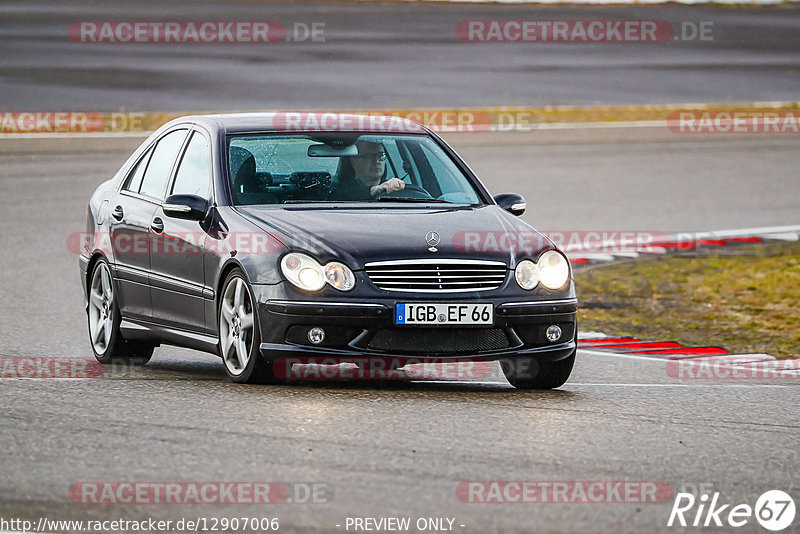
left=252, top=285, right=577, bottom=364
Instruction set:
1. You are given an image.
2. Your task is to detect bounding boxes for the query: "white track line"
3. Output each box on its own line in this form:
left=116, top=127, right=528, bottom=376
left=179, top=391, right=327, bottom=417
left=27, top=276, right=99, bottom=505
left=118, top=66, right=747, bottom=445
left=580, top=348, right=796, bottom=366
left=416, top=1, right=796, bottom=5
left=418, top=380, right=797, bottom=389
left=578, top=348, right=672, bottom=362
left=579, top=331, right=609, bottom=340
left=761, top=232, right=799, bottom=241
left=567, top=383, right=797, bottom=388
left=693, top=226, right=800, bottom=238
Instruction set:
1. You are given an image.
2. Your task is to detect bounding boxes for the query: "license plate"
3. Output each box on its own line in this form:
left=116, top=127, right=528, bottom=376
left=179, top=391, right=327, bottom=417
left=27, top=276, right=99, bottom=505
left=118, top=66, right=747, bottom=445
left=395, top=303, right=493, bottom=326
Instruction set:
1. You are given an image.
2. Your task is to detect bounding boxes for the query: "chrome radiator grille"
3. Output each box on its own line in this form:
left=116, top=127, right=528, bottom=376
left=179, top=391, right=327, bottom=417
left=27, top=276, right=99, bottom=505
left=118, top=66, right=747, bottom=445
left=364, top=259, right=507, bottom=293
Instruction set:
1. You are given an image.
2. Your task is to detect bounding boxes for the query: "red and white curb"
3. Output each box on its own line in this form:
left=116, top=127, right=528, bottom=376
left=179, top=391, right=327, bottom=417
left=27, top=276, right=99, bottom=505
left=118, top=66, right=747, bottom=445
left=566, top=225, right=800, bottom=266
left=578, top=332, right=800, bottom=379
left=572, top=226, right=800, bottom=376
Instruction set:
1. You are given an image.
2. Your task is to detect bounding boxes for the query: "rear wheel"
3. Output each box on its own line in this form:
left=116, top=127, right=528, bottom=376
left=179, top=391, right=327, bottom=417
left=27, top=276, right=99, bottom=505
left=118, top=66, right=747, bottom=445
left=218, top=270, right=278, bottom=384
left=87, top=259, right=154, bottom=364
left=500, top=349, right=576, bottom=390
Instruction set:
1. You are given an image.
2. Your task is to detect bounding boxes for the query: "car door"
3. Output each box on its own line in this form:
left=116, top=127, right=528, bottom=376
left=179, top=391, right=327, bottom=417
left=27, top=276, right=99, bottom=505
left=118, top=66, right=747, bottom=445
left=112, top=127, right=189, bottom=322
left=109, top=143, right=160, bottom=321
left=149, top=129, right=213, bottom=333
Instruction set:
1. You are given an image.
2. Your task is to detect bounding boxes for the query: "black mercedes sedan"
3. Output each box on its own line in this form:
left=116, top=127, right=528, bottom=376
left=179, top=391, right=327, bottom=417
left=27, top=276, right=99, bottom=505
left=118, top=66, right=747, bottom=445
left=79, top=113, right=577, bottom=389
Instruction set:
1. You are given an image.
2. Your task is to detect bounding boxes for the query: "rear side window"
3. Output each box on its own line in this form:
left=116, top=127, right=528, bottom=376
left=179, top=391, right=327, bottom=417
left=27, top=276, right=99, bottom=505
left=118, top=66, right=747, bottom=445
left=171, top=132, right=211, bottom=198
left=122, top=147, right=153, bottom=193
left=139, top=129, right=188, bottom=199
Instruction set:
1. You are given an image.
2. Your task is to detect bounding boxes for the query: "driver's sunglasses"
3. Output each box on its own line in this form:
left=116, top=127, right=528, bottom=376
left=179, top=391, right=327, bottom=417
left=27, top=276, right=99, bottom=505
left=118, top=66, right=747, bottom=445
left=356, top=151, right=387, bottom=162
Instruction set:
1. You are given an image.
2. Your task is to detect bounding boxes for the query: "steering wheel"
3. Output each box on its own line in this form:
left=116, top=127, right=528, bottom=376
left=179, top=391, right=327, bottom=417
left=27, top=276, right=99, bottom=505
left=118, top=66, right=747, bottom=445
left=383, top=183, right=433, bottom=199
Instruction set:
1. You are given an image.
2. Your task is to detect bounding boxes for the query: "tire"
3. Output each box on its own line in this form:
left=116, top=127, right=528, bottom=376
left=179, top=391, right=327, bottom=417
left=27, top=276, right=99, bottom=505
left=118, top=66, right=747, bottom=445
left=218, top=269, right=278, bottom=384
left=87, top=259, right=154, bottom=365
left=500, top=349, right=576, bottom=390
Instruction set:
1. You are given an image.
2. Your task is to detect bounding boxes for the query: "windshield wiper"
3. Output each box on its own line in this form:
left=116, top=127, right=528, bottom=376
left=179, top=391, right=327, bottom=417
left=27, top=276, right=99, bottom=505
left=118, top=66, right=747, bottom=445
left=375, top=197, right=453, bottom=203
left=283, top=200, right=359, bottom=204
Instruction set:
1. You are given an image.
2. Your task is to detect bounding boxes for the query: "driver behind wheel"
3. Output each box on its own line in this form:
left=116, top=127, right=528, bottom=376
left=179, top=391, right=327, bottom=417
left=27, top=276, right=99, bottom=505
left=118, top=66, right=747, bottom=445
left=336, top=141, right=405, bottom=199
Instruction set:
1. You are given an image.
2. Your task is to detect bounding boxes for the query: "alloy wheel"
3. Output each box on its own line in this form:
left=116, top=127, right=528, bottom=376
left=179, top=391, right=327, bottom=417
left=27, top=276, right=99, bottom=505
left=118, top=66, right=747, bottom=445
left=220, top=276, right=255, bottom=375
left=88, top=262, right=115, bottom=354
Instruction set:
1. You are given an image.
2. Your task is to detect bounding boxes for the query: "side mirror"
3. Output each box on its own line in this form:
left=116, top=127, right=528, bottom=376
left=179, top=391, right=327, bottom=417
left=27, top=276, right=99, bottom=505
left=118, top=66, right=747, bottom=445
left=493, top=193, right=526, bottom=216
left=163, top=194, right=209, bottom=221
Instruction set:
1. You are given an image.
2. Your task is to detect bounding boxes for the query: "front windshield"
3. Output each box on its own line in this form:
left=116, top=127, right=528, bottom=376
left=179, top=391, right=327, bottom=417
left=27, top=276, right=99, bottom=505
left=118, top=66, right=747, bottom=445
left=227, top=133, right=483, bottom=205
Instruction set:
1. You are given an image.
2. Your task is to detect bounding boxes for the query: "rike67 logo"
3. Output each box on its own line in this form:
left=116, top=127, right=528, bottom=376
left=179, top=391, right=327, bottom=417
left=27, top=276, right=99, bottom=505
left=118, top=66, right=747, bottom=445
left=668, top=489, right=795, bottom=531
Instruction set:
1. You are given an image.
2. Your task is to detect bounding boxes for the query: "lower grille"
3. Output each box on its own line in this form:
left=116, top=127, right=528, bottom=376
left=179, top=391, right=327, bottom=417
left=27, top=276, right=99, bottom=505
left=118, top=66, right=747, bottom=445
left=368, top=328, right=510, bottom=354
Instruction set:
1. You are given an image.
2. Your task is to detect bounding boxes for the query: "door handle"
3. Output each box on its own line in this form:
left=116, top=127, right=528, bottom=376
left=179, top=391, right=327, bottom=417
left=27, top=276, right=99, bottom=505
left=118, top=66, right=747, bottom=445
left=150, top=217, right=164, bottom=234
left=112, top=205, right=124, bottom=221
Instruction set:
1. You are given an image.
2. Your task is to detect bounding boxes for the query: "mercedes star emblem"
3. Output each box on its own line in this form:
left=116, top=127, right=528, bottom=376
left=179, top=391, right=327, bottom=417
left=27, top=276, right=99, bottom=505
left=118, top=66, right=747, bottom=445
left=426, top=231, right=440, bottom=252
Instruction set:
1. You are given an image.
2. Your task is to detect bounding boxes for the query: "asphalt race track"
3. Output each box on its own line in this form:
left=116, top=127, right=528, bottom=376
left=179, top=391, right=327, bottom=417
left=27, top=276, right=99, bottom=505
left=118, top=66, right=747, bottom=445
left=2, top=0, right=800, bottom=531
left=0, top=131, right=798, bottom=533
left=1, top=1, right=800, bottom=110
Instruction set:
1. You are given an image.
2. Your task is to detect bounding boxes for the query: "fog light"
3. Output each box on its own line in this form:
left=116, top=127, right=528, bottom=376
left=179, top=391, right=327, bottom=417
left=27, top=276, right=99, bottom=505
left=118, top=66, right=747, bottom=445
left=308, top=327, right=325, bottom=345
left=546, top=325, right=562, bottom=343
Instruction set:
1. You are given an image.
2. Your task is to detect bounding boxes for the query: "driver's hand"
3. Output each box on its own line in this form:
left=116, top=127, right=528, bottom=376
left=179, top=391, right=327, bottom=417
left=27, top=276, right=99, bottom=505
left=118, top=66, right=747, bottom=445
left=381, top=178, right=405, bottom=194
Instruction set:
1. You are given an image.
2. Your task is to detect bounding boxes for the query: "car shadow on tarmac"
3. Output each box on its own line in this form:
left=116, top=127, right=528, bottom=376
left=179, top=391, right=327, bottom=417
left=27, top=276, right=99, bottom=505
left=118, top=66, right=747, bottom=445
left=101, top=356, right=580, bottom=397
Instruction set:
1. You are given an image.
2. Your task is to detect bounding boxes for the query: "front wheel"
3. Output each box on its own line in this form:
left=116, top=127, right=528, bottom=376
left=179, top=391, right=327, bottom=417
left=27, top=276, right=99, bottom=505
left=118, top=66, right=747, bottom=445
left=218, top=270, right=278, bottom=384
left=500, top=349, right=576, bottom=390
left=87, top=259, right=154, bottom=364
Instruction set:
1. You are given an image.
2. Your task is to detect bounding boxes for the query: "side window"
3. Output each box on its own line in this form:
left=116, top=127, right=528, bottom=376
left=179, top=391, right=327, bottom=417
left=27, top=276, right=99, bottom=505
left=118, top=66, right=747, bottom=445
left=122, top=146, right=153, bottom=193
left=171, top=132, right=211, bottom=198
left=139, top=129, right=188, bottom=200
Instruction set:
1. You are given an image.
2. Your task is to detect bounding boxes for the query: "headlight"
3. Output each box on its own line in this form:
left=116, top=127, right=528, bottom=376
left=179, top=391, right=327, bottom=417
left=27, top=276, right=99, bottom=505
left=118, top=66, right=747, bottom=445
left=324, top=262, right=355, bottom=291
left=537, top=250, right=570, bottom=290
left=514, top=252, right=571, bottom=290
left=281, top=253, right=325, bottom=291
left=281, top=253, right=355, bottom=292
left=514, top=259, right=539, bottom=290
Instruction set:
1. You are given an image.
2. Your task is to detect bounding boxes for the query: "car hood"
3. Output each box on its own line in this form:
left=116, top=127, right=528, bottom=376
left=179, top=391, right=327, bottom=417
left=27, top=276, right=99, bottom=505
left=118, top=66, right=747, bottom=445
left=237, top=205, right=554, bottom=269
